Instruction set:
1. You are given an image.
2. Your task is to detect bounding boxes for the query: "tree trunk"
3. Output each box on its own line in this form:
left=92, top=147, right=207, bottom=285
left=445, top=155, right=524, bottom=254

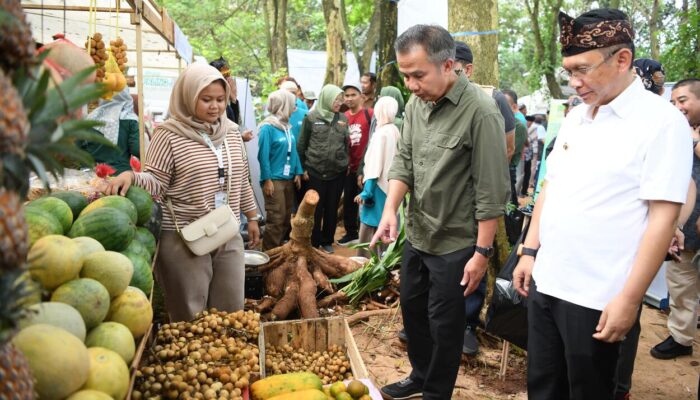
left=263, top=0, right=289, bottom=72
left=448, top=0, right=499, bottom=86
left=377, top=0, right=400, bottom=91
left=649, top=0, right=661, bottom=60
left=323, top=0, right=348, bottom=86
left=359, top=0, right=382, bottom=75
left=524, top=0, right=564, bottom=99
left=339, top=0, right=361, bottom=75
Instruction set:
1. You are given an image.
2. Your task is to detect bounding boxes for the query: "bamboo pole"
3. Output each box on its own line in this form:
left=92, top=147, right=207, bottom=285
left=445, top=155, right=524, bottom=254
left=134, top=5, right=146, bottom=164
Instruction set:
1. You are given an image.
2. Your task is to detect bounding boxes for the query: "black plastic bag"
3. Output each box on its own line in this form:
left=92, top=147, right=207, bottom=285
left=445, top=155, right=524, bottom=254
left=485, top=219, right=530, bottom=349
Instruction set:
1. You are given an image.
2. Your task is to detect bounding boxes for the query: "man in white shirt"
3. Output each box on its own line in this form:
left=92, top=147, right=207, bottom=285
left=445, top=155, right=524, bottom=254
left=512, top=8, right=691, bottom=400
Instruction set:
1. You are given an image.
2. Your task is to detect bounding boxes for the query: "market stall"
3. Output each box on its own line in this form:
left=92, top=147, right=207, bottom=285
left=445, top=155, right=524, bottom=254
left=21, top=0, right=194, bottom=161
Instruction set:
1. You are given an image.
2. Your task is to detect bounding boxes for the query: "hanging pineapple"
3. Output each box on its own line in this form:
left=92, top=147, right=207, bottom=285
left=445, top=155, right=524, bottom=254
left=0, top=1, right=110, bottom=397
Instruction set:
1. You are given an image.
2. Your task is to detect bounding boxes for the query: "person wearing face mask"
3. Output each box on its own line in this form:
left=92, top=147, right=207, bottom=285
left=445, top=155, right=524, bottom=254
left=297, top=85, right=350, bottom=254
left=257, top=90, right=304, bottom=250
left=105, top=63, right=261, bottom=322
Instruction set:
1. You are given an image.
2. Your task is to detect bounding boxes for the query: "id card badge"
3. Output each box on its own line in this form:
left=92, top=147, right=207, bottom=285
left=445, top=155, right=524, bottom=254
left=283, top=163, right=291, bottom=176
left=214, top=191, right=228, bottom=208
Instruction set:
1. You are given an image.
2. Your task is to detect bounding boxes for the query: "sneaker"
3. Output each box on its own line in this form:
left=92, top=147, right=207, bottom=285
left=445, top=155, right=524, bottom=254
left=462, top=325, right=479, bottom=355
left=650, top=335, right=692, bottom=359
left=380, top=377, right=423, bottom=400
left=397, top=328, right=408, bottom=342
left=320, top=244, right=335, bottom=254
left=337, top=233, right=359, bottom=246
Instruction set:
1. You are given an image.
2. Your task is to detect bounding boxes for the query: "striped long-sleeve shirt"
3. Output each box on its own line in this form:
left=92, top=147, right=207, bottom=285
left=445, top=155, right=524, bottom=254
left=134, top=129, right=258, bottom=231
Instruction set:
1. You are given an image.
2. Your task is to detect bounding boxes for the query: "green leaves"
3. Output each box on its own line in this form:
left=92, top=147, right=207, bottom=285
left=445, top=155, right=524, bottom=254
left=331, top=204, right=406, bottom=305
left=4, top=59, right=110, bottom=199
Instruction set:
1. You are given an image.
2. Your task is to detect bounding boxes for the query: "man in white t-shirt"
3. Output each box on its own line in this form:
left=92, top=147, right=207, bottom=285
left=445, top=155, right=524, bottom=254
left=512, top=8, right=691, bottom=400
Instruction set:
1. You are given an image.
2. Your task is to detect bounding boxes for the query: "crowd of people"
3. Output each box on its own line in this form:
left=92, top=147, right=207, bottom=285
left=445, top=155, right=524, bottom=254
left=94, top=5, right=700, bottom=400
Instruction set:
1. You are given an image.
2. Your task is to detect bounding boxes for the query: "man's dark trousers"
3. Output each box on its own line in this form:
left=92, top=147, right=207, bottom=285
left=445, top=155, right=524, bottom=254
left=528, top=284, right=621, bottom=400
left=343, top=171, right=360, bottom=237
left=401, top=241, right=471, bottom=400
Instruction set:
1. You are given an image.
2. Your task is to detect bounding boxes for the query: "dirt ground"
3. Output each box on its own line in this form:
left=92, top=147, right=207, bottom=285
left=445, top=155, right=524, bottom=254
left=331, top=232, right=700, bottom=400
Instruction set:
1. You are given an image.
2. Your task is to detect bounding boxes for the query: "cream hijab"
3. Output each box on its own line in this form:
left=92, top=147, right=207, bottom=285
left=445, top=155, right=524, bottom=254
left=363, top=96, right=399, bottom=193
left=159, top=63, right=236, bottom=147
left=260, top=89, right=296, bottom=132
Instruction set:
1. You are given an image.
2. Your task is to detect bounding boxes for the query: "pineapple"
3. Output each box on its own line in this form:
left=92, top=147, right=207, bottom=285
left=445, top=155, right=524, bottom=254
left=0, top=5, right=109, bottom=399
left=0, top=0, right=35, bottom=73
left=0, top=270, right=37, bottom=399
left=0, top=69, right=29, bottom=156
left=0, top=188, right=27, bottom=272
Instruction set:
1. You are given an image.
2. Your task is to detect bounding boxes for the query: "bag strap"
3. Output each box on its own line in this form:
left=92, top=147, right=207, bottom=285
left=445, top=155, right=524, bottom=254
left=166, top=197, right=181, bottom=233
left=166, top=137, right=233, bottom=233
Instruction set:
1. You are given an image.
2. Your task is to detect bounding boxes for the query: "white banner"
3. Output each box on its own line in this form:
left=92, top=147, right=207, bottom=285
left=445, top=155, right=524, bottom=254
left=397, top=0, right=448, bottom=35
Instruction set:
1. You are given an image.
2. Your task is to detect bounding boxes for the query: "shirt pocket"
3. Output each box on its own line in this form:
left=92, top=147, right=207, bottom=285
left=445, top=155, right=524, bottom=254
left=426, top=133, right=462, bottom=164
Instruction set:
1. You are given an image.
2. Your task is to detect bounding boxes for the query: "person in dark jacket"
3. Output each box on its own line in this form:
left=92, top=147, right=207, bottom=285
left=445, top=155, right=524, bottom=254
left=297, top=84, right=349, bottom=253
left=82, top=88, right=140, bottom=174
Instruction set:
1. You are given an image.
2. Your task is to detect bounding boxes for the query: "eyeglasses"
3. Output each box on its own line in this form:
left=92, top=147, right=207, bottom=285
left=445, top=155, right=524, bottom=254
left=563, top=48, right=621, bottom=80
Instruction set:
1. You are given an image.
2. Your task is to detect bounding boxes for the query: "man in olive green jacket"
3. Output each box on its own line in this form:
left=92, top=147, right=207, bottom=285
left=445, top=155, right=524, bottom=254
left=371, top=25, right=510, bottom=400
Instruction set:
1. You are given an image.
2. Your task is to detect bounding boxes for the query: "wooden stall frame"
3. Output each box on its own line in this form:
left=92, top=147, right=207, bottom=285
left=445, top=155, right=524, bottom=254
left=258, top=317, right=369, bottom=380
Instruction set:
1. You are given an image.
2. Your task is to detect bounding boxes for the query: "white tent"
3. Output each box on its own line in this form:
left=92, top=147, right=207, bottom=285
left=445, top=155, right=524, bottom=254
left=287, top=49, right=376, bottom=96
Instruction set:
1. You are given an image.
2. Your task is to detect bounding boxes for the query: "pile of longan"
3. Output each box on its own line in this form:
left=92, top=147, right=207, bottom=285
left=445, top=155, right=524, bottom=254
left=264, top=343, right=353, bottom=385
left=132, top=309, right=262, bottom=400
left=109, top=37, right=128, bottom=74
left=85, top=32, right=107, bottom=81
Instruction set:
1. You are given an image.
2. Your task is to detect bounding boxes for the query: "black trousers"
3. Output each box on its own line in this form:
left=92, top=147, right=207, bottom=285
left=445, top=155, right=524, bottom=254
left=528, top=285, right=621, bottom=400
left=307, top=174, right=344, bottom=247
left=509, top=165, right=518, bottom=205
left=614, top=305, right=642, bottom=395
left=521, top=159, right=531, bottom=195
left=343, top=172, right=360, bottom=236
left=401, top=241, right=471, bottom=400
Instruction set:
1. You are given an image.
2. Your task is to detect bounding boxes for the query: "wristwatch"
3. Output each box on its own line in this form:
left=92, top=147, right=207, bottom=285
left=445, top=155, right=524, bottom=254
left=517, top=244, right=538, bottom=258
left=475, top=246, right=495, bottom=258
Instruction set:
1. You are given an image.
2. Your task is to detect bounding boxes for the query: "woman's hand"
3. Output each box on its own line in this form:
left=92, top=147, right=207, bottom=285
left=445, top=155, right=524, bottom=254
left=263, top=180, right=274, bottom=197
left=247, top=220, right=261, bottom=249
left=303, top=171, right=309, bottom=181
left=241, top=129, right=254, bottom=142
left=354, top=194, right=363, bottom=205
left=293, top=175, right=301, bottom=190
left=105, top=171, right=135, bottom=196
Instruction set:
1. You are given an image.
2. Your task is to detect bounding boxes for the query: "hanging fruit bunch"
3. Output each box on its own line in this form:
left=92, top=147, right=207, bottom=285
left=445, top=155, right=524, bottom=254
left=85, top=32, right=107, bottom=81
left=110, top=37, right=128, bottom=74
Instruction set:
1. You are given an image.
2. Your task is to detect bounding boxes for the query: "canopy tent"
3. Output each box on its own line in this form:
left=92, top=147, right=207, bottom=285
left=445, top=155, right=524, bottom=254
left=21, top=0, right=193, bottom=163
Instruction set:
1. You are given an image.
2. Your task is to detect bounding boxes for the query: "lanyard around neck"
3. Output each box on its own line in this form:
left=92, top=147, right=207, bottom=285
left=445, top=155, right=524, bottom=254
left=201, top=133, right=225, bottom=187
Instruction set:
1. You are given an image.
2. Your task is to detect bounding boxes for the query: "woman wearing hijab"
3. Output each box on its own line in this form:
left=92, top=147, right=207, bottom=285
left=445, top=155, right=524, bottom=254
left=106, top=63, right=260, bottom=322
left=297, top=84, right=349, bottom=254
left=354, top=96, right=399, bottom=258
left=258, top=90, right=304, bottom=250
left=82, top=88, right=139, bottom=174
left=378, top=86, right=405, bottom=131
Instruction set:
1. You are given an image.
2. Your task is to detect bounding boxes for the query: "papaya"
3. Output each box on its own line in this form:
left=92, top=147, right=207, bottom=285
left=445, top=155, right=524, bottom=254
left=267, top=389, right=328, bottom=400
left=250, top=372, right=323, bottom=400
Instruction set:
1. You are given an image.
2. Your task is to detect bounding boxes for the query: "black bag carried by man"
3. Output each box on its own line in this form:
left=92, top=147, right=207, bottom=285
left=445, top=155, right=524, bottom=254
left=484, top=219, right=530, bottom=349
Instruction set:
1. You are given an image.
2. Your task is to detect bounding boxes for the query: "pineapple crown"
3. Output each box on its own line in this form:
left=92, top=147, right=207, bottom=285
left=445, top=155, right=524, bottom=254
left=0, top=269, right=38, bottom=344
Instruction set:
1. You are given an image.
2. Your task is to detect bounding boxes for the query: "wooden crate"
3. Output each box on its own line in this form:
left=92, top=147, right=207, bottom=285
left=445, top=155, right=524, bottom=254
left=258, top=317, right=368, bottom=380
left=126, top=242, right=158, bottom=400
